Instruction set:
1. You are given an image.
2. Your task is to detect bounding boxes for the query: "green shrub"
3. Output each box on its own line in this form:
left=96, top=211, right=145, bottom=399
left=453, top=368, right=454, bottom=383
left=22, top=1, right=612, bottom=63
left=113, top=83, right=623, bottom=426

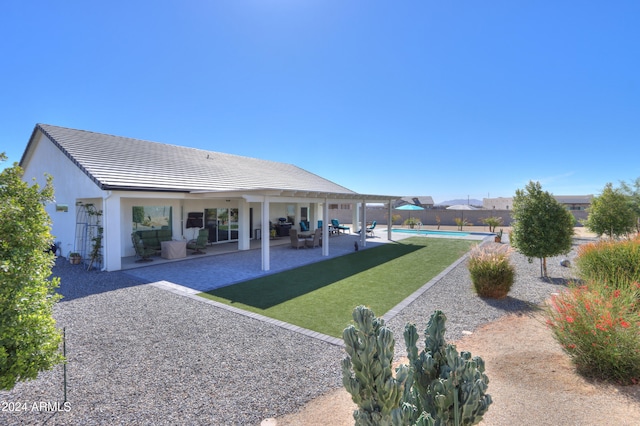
left=545, top=278, right=640, bottom=384
left=575, top=237, right=640, bottom=286
left=467, top=244, right=515, bottom=299
left=546, top=237, right=640, bottom=384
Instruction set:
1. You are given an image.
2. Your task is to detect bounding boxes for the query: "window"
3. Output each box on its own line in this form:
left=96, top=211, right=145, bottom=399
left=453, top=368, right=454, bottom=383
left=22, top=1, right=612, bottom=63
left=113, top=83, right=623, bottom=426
left=132, top=206, right=172, bottom=231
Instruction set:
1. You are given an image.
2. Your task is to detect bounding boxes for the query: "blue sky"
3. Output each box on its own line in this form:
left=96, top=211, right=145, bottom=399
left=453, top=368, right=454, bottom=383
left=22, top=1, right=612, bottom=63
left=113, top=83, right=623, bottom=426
left=2, top=1, right=638, bottom=203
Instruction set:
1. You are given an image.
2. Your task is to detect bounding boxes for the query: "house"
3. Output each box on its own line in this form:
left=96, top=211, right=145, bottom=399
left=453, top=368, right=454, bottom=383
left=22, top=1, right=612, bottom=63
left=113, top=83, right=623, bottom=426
left=19, top=124, right=399, bottom=271
left=394, top=196, right=435, bottom=209
left=483, top=195, right=593, bottom=211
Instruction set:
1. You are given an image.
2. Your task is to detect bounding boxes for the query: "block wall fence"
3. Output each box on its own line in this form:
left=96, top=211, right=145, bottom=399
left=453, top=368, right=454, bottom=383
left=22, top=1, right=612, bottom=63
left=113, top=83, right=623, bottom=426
left=329, top=207, right=589, bottom=229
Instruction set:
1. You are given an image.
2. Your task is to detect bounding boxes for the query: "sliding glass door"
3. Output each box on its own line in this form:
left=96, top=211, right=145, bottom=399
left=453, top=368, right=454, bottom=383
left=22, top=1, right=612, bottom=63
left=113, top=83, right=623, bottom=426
left=204, top=208, right=238, bottom=243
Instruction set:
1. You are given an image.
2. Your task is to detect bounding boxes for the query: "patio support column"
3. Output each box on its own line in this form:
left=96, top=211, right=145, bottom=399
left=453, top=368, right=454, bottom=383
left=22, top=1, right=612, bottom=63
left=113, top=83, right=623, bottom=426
left=360, top=200, right=367, bottom=247
left=261, top=196, right=270, bottom=271
left=387, top=200, right=393, bottom=240
left=322, top=199, right=329, bottom=257
left=352, top=202, right=360, bottom=234
left=237, top=199, right=250, bottom=250
left=103, top=193, right=122, bottom=271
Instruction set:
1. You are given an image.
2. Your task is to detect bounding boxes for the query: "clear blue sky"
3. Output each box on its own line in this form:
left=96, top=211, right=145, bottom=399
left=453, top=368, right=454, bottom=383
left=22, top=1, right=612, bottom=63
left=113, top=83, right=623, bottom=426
left=2, top=1, right=638, bottom=203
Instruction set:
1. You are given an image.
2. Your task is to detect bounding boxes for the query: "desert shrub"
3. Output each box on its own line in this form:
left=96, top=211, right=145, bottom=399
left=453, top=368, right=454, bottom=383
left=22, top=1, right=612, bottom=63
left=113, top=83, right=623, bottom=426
left=545, top=278, right=640, bottom=384
left=404, top=217, right=421, bottom=228
left=575, top=237, right=640, bottom=286
left=467, top=244, right=515, bottom=299
left=454, top=217, right=471, bottom=231
left=480, top=216, right=503, bottom=232
left=546, top=237, right=640, bottom=384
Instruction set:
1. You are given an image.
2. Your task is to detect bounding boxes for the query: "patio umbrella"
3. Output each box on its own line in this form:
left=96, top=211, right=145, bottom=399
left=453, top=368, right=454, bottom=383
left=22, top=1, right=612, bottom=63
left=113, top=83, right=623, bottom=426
left=395, top=204, right=424, bottom=224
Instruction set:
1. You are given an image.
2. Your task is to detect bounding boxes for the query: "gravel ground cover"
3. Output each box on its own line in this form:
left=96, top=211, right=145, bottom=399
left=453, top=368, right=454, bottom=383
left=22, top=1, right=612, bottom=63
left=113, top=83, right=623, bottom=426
left=0, top=235, right=591, bottom=425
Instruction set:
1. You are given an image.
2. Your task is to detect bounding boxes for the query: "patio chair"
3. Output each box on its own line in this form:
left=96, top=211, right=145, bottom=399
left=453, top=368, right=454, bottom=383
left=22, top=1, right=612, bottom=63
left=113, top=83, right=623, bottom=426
left=131, top=232, right=155, bottom=262
left=306, top=228, right=321, bottom=248
left=366, top=221, right=377, bottom=238
left=331, top=219, right=350, bottom=234
left=300, top=221, right=309, bottom=233
left=187, top=229, right=208, bottom=254
left=289, top=229, right=307, bottom=249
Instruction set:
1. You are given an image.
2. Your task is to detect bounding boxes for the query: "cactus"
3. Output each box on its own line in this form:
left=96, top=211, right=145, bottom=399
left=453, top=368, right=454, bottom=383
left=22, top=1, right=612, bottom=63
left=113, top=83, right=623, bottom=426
left=404, top=310, right=492, bottom=426
left=342, top=307, right=490, bottom=426
left=342, top=305, right=413, bottom=426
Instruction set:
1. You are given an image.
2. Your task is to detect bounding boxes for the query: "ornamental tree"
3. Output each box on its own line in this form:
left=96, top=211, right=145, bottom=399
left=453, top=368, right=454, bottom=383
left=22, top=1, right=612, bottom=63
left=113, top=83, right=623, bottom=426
left=583, top=183, right=636, bottom=238
left=618, top=177, right=640, bottom=233
left=0, top=153, right=64, bottom=390
left=509, top=181, right=574, bottom=278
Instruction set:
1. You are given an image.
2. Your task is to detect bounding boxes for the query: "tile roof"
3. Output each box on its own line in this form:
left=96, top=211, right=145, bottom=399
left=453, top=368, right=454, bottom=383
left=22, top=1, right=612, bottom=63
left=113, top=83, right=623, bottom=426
left=32, top=124, right=360, bottom=195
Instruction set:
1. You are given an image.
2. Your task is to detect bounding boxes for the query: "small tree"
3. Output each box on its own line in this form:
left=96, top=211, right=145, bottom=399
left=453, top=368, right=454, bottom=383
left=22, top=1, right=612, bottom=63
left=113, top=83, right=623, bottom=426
left=619, top=177, right=640, bottom=232
left=510, top=181, right=574, bottom=277
left=585, top=182, right=637, bottom=238
left=480, top=216, right=502, bottom=233
left=0, top=154, right=64, bottom=390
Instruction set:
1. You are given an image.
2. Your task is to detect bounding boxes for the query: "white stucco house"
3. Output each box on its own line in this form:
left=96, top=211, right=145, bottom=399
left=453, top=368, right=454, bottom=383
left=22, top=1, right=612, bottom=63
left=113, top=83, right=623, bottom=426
left=20, top=124, right=398, bottom=271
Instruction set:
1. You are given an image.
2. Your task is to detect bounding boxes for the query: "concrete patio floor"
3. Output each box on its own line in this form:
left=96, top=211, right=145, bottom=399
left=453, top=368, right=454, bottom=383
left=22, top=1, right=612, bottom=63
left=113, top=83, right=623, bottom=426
left=121, top=228, right=488, bottom=293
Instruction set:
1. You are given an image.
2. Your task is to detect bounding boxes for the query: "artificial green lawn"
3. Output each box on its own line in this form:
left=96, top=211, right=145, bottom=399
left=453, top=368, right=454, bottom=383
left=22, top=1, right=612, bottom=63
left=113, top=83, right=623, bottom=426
left=199, top=237, right=475, bottom=338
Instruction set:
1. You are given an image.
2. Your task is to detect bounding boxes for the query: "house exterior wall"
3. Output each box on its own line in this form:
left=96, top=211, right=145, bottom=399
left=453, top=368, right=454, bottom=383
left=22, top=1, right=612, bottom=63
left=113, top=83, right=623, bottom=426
left=21, top=132, right=104, bottom=257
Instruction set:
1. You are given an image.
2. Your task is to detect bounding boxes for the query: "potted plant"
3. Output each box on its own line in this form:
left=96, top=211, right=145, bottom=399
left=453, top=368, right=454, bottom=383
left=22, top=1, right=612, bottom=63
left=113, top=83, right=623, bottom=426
left=69, top=252, right=82, bottom=265
left=494, top=229, right=503, bottom=243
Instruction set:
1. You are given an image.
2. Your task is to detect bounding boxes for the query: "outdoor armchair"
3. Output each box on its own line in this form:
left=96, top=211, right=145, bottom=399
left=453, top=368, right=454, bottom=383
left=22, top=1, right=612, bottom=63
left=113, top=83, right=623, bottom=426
left=187, top=229, right=208, bottom=254
left=305, top=228, right=321, bottom=248
left=132, top=232, right=155, bottom=262
left=289, top=229, right=307, bottom=249
left=366, top=220, right=377, bottom=237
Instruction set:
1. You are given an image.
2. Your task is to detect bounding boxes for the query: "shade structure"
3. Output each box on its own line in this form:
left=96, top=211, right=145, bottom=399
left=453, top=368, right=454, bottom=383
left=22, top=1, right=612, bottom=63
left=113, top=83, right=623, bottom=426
left=395, top=204, right=424, bottom=224
left=446, top=204, right=478, bottom=223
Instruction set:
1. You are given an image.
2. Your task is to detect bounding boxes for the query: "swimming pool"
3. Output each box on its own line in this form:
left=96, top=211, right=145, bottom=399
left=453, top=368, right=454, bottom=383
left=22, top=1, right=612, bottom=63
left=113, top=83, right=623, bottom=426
left=391, top=229, right=471, bottom=237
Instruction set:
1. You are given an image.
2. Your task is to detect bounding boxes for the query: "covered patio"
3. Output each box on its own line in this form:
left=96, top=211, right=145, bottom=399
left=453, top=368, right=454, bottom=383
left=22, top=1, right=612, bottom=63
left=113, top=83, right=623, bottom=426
left=121, top=231, right=391, bottom=292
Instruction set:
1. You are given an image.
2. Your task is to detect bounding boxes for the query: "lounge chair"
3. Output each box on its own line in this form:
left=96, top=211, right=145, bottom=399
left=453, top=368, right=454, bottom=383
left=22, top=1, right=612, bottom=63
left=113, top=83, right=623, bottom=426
left=132, top=232, right=155, bottom=262
left=331, top=219, right=350, bottom=234
left=289, top=229, right=307, bottom=249
left=305, top=228, right=321, bottom=248
left=187, top=229, right=208, bottom=254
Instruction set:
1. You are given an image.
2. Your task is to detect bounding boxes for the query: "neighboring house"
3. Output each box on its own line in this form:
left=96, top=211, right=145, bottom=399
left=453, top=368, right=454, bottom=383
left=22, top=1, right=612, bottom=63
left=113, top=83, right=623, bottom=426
left=483, top=195, right=593, bottom=211
left=20, top=124, right=398, bottom=271
left=394, top=196, right=435, bottom=208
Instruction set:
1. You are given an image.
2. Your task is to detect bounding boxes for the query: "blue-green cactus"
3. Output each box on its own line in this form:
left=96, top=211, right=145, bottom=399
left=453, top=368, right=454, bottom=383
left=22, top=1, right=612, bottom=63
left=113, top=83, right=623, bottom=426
left=342, top=305, right=414, bottom=426
left=404, top=310, right=492, bottom=426
left=342, top=307, right=490, bottom=426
